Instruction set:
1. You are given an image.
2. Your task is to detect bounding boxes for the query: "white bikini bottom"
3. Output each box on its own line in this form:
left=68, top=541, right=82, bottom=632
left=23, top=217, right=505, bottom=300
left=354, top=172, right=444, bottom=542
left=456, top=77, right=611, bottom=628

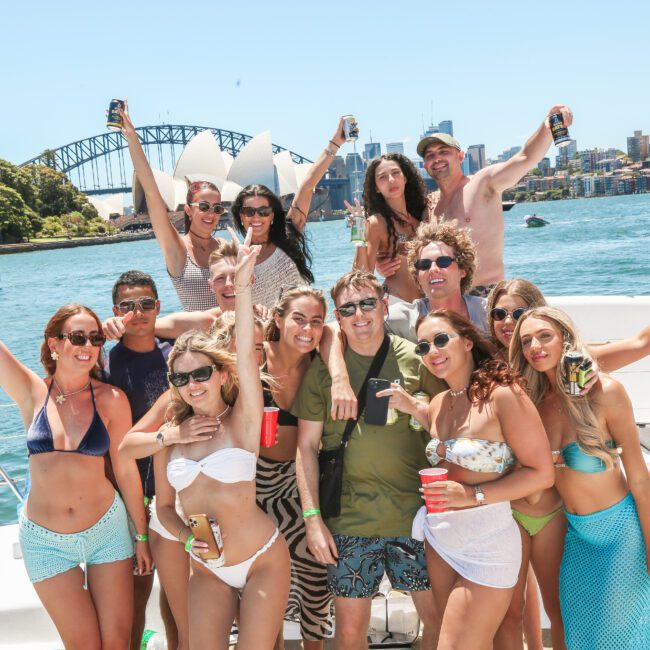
left=148, top=496, right=188, bottom=542
left=191, top=528, right=280, bottom=589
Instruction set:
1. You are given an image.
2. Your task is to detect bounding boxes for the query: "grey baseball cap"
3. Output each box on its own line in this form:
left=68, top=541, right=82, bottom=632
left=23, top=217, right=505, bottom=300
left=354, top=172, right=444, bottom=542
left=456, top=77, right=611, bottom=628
left=417, top=133, right=462, bottom=157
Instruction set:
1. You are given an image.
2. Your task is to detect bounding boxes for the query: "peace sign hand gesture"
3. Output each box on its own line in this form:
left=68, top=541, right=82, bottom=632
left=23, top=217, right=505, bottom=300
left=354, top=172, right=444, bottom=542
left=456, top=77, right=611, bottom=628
left=227, top=226, right=260, bottom=291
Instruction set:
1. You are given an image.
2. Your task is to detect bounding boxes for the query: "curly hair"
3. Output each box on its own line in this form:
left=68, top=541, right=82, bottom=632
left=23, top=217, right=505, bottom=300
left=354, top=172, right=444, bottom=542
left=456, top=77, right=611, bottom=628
left=415, top=309, right=524, bottom=403
left=330, top=270, right=383, bottom=305
left=41, top=304, right=105, bottom=378
left=510, top=306, right=619, bottom=469
left=165, top=329, right=239, bottom=425
left=407, top=221, right=476, bottom=294
left=486, top=278, right=547, bottom=349
left=363, top=154, right=428, bottom=259
left=184, top=181, right=221, bottom=234
left=264, top=286, right=327, bottom=342
left=231, top=184, right=314, bottom=284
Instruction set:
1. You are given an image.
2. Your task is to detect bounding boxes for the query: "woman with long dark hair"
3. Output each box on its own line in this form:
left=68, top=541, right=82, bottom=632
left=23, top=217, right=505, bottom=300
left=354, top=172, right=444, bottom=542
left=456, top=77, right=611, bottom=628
left=351, top=153, right=428, bottom=302
left=510, top=306, right=650, bottom=649
left=0, top=304, right=151, bottom=647
left=408, top=308, right=554, bottom=649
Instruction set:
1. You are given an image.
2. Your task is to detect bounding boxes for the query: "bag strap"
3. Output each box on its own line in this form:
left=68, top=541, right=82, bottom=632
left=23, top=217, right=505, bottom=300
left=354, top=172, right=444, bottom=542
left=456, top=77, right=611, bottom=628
left=339, top=334, right=391, bottom=449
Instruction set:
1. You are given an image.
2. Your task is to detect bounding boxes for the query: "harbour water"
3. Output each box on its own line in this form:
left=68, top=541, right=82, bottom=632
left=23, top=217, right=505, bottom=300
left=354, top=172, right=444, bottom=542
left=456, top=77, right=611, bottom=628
left=1, top=193, right=649, bottom=522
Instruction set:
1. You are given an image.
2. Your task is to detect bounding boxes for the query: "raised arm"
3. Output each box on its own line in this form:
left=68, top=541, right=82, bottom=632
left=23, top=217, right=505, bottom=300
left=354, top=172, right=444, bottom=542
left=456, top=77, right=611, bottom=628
left=119, top=104, right=187, bottom=276
left=155, top=309, right=220, bottom=339
left=591, top=324, right=650, bottom=372
left=288, top=117, right=347, bottom=231
left=0, top=340, right=43, bottom=426
left=482, top=104, right=573, bottom=193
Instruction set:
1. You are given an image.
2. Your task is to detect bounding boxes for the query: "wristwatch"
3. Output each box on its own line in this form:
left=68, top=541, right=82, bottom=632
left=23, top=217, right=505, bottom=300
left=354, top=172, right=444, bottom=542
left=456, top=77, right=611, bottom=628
left=474, top=485, right=486, bottom=506
left=156, top=430, right=165, bottom=447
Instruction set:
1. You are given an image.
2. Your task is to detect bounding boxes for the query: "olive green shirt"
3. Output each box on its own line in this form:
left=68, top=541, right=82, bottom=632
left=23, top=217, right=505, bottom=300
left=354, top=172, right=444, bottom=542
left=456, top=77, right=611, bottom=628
left=292, top=334, right=446, bottom=537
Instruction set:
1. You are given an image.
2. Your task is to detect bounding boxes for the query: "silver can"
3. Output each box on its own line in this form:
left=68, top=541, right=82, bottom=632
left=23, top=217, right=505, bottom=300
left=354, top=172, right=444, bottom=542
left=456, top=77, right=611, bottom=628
left=342, top=115, right=359, bottom=141
left=350, top=215, right=366, bottom=247
left=409, top=391, right=430, bottom=431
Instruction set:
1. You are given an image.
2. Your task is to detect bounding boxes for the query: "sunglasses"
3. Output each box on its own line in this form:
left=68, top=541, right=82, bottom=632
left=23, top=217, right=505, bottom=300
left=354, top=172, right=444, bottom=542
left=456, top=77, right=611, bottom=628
left=115, top=297, right=157, bottom=314
left=239, top=206, right=273, bottom=218
left=414, top=256, right=455, bottom=271
left=168, top=364, right=218, bottom=388
left=336, top=297, right=379, bottom=318
left=490, top=307, right=527, bottom=322
left=56, top=330, right=106, bottom=347
left=414, top=332, right=457, bottom=356
left=189, top=201, right=226, bottom=215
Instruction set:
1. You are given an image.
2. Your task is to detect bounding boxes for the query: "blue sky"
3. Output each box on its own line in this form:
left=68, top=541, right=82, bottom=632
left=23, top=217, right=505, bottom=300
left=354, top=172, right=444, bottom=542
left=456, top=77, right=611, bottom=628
left=2, top=1, right=649, bottom=166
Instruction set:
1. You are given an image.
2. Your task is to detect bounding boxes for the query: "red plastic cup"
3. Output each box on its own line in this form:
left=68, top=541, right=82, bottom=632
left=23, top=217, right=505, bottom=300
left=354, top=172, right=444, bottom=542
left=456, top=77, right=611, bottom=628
left=419, top=468, right=448, bottom=513
left=260, top=407, right=279, bottom=447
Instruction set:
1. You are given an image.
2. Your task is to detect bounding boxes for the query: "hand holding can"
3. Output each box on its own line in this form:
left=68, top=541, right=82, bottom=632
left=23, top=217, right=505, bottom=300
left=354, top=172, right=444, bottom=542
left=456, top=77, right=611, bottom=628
left=107, top=99, right=125, bottom=132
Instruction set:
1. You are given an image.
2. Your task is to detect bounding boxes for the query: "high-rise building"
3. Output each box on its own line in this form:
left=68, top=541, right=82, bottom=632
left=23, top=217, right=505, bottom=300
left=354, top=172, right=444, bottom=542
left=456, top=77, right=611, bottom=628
left=386, top=142, right=404, bottom=155
left=627, top=130, right=649, bottom=162
left=345, top=153, right=365, bottom=202
left=556, top=139, right=578, bottom=168
left=466, top=145, right=486, bottom=174
left=538, top=157, right=551, bottom=176
left=363, top=142, right=381, bottom=162
left=328, top=155, right=347, bottom=179
left=461, top=155, right=472, bottom=176
left=438, top=120, right=454, bottom=136
left=497, top=146, right=521, bottom=163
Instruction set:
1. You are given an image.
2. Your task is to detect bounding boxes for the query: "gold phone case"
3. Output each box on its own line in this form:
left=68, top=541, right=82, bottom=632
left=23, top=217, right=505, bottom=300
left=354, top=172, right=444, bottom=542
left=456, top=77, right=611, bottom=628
left=188, top=514, right=222, bottom=560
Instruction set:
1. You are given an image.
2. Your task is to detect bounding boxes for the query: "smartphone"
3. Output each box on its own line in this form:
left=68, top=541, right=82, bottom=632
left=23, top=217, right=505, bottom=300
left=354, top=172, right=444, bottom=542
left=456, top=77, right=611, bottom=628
left=188, top=514, right=223, bottom=560
left=365, top=378, right=391, bottom=426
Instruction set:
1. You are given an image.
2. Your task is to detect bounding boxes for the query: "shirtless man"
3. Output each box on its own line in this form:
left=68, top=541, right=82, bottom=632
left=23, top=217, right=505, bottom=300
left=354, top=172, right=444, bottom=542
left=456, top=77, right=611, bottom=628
left=380, top=105, right=573, bottom=295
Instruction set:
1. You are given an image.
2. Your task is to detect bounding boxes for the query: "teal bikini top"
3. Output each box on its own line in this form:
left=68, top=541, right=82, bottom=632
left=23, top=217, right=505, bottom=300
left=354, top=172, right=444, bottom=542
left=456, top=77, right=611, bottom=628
left=555, top=440, right=619, bottom=473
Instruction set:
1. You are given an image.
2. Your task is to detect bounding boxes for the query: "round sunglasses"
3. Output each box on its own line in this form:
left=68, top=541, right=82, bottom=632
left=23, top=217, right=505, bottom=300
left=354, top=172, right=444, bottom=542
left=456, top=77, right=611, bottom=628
left=490, top=307, right=527, bottom=322
left=239, top=206, right=274, bottom=218
left=189, top=201, right=226, bottom=215
left=115, top=297, right=157, bottom=314
left=414, top=256, right=455, bottom=271
left=414, top=332, right=457, bottom=356
left=336, top=297, right=379, bottom=318
left=168, top=364, right=218, bottom=388
left=56, top=331, right=106, bottom=347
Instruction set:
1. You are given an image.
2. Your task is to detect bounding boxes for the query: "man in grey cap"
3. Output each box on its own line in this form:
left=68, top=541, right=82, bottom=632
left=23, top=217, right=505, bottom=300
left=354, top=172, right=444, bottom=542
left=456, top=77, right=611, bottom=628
left=381, top=105, right=572, bottom=296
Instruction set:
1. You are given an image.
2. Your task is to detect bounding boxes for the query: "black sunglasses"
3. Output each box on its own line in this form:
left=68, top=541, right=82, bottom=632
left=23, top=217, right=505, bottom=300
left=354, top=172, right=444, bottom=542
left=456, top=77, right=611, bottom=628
left=490, top=307, right=527, bottom=322
left=414, top=256, right=455, bottom=271
left=115, top=297, right=157, bottom=314
left=190, top=201, right=226, bottom=215
left=336, top=297, right=380, bottom=318
left=56, top=330, right=106, bottom=347
left=168, top=364, right=218, bottom=388
left=239, top=206, right=273, bottom=218
left=414, top=332, right=457, bottom=356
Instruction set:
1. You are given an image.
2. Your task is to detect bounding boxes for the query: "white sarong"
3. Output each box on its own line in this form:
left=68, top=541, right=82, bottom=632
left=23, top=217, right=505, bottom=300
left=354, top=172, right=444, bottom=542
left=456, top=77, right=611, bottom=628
left=412, top=501, right=521, bottom=589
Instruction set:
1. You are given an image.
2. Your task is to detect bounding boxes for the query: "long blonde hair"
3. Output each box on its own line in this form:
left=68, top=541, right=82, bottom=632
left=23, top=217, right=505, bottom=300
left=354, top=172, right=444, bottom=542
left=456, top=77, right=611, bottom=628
left=166, top=329, right=239, bottom=425
left=510, top=306, right=618, bottom=468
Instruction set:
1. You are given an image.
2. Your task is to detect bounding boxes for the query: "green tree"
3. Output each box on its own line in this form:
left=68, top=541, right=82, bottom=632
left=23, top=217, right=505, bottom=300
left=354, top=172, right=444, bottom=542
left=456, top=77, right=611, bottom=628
left=0, top=160, right=38, bottom=209
left=60, top=211, right=86, bottom=236
left=40, top=216, right=66, bottom=237
left=0, top=185, right=34, bottom=243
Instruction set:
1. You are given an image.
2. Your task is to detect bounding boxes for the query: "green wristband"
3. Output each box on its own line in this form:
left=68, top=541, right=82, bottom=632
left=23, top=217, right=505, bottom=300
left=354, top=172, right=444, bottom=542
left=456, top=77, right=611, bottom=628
left=303, top=508, right=321, bottom=519
left=135, top=533, right=149, bottom=542
left=184, top=533, right=194, bottom=553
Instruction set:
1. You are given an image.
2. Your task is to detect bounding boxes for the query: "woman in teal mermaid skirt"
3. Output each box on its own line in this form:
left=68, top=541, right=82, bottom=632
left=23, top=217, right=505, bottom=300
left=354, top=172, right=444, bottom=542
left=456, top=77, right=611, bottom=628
left=510, top=306, right=650, bottom=649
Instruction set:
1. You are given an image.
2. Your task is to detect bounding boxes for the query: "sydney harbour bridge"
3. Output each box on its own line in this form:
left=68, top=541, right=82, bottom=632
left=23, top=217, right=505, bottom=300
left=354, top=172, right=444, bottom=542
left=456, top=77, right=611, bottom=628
left=20, top=125, right=313, bottom=197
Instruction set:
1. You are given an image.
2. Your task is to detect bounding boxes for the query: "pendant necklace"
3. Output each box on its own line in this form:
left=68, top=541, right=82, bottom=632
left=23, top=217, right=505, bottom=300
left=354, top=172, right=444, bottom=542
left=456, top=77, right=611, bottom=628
left=448, top=386, right=468, bottom=409
left=215, top=404, right=231, bottom=429
left=52, top=377, right=91, bottom=405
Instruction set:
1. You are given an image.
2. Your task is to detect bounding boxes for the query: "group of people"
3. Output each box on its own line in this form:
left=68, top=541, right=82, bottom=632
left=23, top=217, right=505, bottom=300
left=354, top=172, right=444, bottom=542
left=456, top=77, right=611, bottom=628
left=2, top=103, right=649, bottom=650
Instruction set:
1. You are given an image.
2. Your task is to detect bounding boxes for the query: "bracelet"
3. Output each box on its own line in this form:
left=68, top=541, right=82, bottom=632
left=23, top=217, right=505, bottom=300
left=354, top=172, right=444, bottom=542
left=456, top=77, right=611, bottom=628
left=324, top=147, right=337, bottom=157
left=234, top=280, right=252, bottom=294
left=329, top=140, right=341, bottom=149
left=303, top=508, right=321, bottom=519
left=184, top=533, right=194, bottom=553
left=135, top=533, right=149, bottom=542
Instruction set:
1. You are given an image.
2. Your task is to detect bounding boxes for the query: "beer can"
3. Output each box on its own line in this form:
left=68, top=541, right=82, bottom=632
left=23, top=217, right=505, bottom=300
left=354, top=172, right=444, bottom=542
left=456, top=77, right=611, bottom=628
left=107, top=99, right=125, bottom=132
left=409, top=391, right=430, bottom=431
left=342, top=115, right=359, bottom=141
left=350, top=215, right=367, bottom=247
left=549, top=113, right=571, bottom=147
left=563, top=351, right=583, bottom=396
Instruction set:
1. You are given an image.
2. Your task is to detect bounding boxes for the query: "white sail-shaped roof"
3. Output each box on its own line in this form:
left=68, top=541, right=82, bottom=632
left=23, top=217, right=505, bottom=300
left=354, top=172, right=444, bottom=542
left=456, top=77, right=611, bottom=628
left=226, top=131, right=276, bottom=192
left=173, top=130, right=227, bottom=186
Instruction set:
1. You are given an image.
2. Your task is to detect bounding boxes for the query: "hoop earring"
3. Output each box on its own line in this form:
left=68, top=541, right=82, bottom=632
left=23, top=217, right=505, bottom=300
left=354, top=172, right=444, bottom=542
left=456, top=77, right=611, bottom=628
left=50, top=350, right=59, bottom=361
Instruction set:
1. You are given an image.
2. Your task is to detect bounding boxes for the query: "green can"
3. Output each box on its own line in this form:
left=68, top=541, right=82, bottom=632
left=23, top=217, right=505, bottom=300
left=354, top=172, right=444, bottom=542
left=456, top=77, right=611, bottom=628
left=350, top=215, right=367, bottom=247
left=409, top=391, right=430, bottom=431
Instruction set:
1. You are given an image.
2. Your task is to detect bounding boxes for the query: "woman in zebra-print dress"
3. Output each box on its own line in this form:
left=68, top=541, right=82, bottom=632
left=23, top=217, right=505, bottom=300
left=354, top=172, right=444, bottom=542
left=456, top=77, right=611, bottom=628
left=259, top=287, right=333, bottom=649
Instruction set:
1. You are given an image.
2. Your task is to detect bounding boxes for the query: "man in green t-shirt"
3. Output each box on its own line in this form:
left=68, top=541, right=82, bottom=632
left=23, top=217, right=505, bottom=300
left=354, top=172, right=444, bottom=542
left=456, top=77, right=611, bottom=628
left=294, top=270, right=445, bottom=649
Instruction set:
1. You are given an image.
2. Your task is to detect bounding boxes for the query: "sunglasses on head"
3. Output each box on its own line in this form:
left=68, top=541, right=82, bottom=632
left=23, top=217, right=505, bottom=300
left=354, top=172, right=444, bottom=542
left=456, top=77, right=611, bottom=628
left=115, top=297, right=157, bottom=314
left=490, top=307, right=527, bottom=322
left=168, top=364, right=218, bottom=388
left=336, top=297, right=380, bottom=318
left=414, top=256, right=455, bottom=271
left=414, top=332, right=457, bottom=356
left=239, top=206, right=273, bottom=218
left=56, top=330, right=106, bottom=347
left=189, top=201, right=226, bottom=215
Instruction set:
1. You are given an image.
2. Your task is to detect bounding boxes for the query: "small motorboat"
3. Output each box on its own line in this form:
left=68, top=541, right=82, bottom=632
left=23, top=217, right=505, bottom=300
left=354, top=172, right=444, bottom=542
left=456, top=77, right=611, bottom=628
left=524, top=214, right=549, bottom=228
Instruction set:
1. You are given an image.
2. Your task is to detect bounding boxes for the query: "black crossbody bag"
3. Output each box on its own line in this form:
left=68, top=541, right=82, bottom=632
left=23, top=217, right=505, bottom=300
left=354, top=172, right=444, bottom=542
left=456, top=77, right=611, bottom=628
left=318, top=335, right=390, bottom=519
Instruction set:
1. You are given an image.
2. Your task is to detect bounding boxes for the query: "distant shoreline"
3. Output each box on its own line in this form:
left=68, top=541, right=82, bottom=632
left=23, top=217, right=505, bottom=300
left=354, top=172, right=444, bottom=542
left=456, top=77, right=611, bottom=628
left=0, top=230, right=155, bottom=256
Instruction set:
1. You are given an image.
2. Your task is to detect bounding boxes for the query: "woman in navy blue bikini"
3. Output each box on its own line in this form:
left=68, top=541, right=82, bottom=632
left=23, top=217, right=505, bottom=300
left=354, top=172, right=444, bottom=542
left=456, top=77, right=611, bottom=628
left=0, top=304, right=151, bottom=648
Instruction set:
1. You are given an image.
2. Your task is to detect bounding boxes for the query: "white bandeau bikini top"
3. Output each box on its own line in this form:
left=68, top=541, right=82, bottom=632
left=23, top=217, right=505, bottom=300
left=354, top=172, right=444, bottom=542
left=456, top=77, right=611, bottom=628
left=167, top=447, right=257, bottom=492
